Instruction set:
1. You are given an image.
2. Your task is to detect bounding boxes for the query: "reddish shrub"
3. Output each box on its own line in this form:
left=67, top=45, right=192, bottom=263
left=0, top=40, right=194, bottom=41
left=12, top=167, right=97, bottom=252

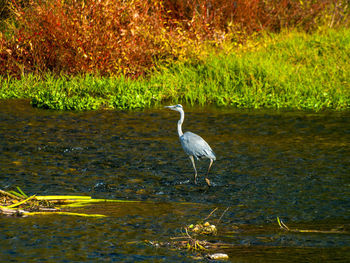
left=0, top=0, right=338, bottom=77
left=261, top=0, right=330, bottom=32
left=164, top=0, right=332, bottom=34
left=2, top=0, right=169, bottom=77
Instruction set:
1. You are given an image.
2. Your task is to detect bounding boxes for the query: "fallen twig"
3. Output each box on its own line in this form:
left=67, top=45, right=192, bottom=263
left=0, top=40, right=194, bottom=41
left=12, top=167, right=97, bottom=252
left=277, top=217, right=348, bottom=234
left=7, top=195, right=36, bottom=208
left=217, top=207, right=230, bottom=225
left=203, top=207, right=218, bottom=221
left=0, top=189, right=22, bottom=200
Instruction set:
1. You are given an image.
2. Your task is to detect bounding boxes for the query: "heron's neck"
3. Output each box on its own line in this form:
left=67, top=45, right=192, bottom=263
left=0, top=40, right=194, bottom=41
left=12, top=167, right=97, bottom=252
left=177, top=109, right=184, bottom=137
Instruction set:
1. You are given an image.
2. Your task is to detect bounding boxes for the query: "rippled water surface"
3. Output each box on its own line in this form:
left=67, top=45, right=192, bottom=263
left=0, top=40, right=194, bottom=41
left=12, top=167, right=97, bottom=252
left=1, top=100, right=349, bottom=262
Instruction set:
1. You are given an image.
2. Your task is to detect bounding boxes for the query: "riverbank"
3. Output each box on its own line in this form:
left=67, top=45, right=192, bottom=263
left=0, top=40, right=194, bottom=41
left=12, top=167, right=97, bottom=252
left=1, top=28, right=349, bottom=111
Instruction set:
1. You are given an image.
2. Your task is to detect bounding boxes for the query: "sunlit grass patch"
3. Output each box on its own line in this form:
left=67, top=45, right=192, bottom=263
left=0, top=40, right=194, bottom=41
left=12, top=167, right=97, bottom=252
left=155, top=28, right=350, bottom=110
left=0, top=187, right=139, bottom=217
left=0, top=28, right=349, bottom=111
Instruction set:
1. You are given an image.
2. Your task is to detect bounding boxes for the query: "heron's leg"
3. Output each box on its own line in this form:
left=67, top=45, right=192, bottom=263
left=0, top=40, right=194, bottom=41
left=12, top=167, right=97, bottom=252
left=206, top=159, right=214, bottom=176
left=189, top=155, right=198, bottom=184
left=205, top=159, right=214, bottom=186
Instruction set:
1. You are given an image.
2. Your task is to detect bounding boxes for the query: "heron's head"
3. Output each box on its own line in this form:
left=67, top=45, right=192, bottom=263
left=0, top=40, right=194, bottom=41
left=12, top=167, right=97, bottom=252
left=165, top=104, right=183, bottom=112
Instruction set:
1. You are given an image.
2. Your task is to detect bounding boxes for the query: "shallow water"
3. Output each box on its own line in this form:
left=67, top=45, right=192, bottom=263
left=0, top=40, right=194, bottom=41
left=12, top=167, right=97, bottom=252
left=1, top=100, right=349, bottom=262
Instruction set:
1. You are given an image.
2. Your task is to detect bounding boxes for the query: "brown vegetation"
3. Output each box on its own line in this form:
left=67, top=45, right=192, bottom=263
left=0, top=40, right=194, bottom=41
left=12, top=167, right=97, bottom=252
left=0, top=0, right=348, bottom=78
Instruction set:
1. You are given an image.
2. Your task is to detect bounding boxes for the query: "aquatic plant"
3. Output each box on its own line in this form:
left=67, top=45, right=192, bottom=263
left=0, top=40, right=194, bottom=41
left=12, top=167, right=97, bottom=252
left=0, top=187, right=137, bottom=217
left=277, top=217, right=347, bottom=234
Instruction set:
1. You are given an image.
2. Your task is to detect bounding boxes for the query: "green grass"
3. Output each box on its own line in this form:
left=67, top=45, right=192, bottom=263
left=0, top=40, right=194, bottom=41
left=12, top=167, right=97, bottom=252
left=155, top=28, right=350, bottom=110
left=1, top=28, right=349, bottom=111
left=0, top=74, right=161, bottom=110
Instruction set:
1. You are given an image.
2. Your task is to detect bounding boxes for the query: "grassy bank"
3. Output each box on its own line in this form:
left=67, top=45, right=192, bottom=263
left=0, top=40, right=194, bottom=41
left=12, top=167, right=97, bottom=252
left=157, top=28, right=350, bottom=110
left=1, top=28, right=349, bottom=111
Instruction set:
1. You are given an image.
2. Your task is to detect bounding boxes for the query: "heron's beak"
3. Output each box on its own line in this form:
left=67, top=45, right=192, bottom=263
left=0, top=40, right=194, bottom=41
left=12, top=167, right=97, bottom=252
left=164, top=105, right=175, bottom=109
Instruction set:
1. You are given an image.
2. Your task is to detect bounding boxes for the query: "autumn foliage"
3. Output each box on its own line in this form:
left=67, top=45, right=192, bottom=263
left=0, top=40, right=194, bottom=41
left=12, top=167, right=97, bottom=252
left=0, top=0, right=346, bottom=77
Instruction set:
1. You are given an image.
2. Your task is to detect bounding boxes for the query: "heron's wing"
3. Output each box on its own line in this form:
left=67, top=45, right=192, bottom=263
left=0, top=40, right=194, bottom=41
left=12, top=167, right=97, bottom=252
left=180, top=132, right=216, bottom=160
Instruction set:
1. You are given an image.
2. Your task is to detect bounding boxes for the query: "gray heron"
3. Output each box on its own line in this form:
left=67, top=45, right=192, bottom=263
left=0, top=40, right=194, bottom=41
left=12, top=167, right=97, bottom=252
left=165, top=104, right=216, bottom=186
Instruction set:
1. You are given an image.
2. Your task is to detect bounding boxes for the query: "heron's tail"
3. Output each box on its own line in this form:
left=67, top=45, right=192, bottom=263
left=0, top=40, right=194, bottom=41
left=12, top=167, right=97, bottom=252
left=205, top=149, right=216, bottom=161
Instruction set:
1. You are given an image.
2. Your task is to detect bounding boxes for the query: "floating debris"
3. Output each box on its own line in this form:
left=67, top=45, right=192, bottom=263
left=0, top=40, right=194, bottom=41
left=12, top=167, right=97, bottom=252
left=207, top=253, right=229, bottom=260
left=188, top=221, right=217, bottom=235
left=148, top=207, right=232, bottom=261
left=24, top=211, right=106, bottom=217
left=0, top=187, right=137, bottom=217
left=147, top=239, right=234, bottom=251
left=0, top=188, right=57, bottom=216
left=277, top=217, right=348, bottom=234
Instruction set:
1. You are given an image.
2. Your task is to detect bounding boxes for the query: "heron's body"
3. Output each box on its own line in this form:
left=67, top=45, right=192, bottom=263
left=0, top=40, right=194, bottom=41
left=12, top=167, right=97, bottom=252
left=165, top=104, right=216, bottom=185
left=180, top=132, right=216, bottom=161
